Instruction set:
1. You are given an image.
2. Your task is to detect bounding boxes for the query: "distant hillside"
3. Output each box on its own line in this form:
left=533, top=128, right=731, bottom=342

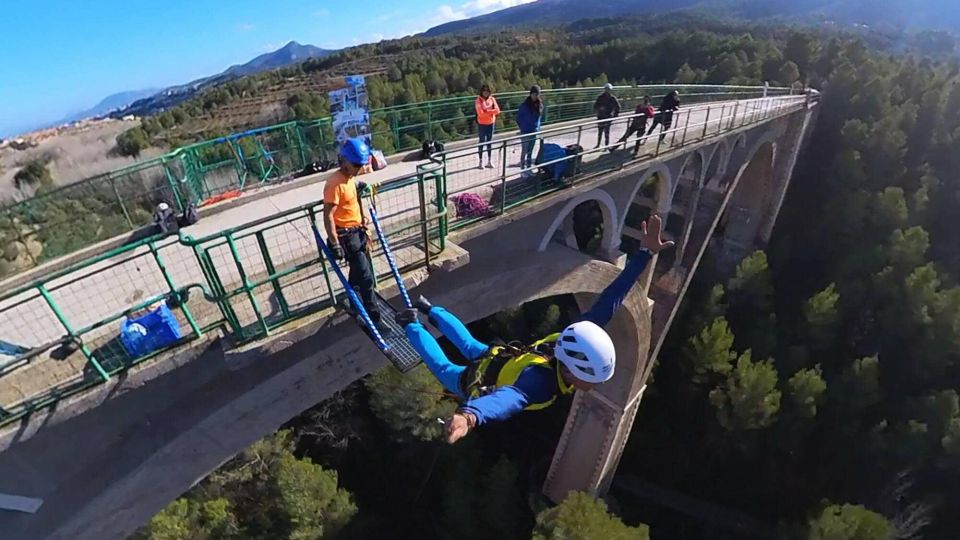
left=61, top=89, right=161, bottom=123
left=424, top=0, right=960, bottom=35
left=119, top=41, right=335, bottom=117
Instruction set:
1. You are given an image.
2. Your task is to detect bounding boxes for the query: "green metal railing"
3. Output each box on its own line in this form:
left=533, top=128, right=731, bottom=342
left=0, top=85, right=786, bottom=275
left=0, top=166, right=444, bottom=424
left=0, top=86, right=814, bottom=426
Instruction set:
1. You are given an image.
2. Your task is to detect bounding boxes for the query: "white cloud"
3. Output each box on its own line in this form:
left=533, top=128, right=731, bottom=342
left=261, top=42, right=281, bottom=52
left=235, top=22, right=256, bottom=32
left=313, top=8, right=330, bottom=17
left=372, top=33, right=385, bottom=42
left=430, top=0, right=535, bottom=25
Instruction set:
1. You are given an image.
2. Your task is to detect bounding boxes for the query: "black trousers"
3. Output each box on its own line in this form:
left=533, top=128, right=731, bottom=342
left=618, top=121, right=649, bottom=152
left=647, top=112, right=675, bottom=143
left=338, top=227, right=380, bottom=322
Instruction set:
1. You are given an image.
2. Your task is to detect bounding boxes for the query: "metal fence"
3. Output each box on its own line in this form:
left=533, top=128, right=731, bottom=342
left=0, top=85, right=790, bottom=276
left=435, top=93, right=807, bottom=231
left=0, top=169, right=443, bottom=425
left=0, top=86, right=813, bottom=426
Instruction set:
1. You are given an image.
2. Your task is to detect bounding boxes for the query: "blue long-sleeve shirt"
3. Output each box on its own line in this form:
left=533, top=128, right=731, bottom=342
left=516, top=99, right=543, bottom=134
left=460, top=249, right=653, bottom=424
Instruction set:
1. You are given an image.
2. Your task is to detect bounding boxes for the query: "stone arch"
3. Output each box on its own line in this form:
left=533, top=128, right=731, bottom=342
left=538, top=189, right=619, bottom=255
left=656, top=151, right=704, bottom=276
left=617, top=163, right=672, bottom=255
left=714, top=133, right=778, bottom=270
left=704, top=139, right=730, bottom=189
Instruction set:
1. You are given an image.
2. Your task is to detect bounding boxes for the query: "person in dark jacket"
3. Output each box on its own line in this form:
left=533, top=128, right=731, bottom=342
left=593, top=83, right=621, bottom=149
left=395, top=215, right=675, bottom=443
left=616, top=95, right=655, bottom=155
left=646, top=90, right=681, bottom=144
left=516, top=85, right=544, bottom=170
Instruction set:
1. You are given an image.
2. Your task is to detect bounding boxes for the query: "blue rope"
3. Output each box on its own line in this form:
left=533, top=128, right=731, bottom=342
left=309, top=222, right=390, bottom=352
left=368, top=203, right=413, bottom=309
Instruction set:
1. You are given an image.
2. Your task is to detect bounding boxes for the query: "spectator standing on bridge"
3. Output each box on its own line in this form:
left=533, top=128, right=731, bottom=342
left=324, top=138, right=385, bottom=330
left=616, top=95, right=655, bottom=155
left=516, top=85, right=544, bottom=171
left=475, top=84, right=501, bottom=170
left=647, top=90, right=681, bottom=144
left=396, top=215, right=675, bottom=444
left=593, top=83, right=621, bottom=149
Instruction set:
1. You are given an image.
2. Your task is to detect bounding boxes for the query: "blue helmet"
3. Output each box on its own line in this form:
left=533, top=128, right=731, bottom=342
left=339, top=138, right=371, bottom=166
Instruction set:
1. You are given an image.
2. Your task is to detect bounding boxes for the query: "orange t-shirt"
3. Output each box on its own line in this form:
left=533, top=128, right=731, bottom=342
left=323, top=170, right=363, bottom=229
left=476, top=96, right=501, bottom=125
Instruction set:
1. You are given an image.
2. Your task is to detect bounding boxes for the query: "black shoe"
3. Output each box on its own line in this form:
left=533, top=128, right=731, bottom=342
left=396, top=308, right=419, bottom=327
left=413, top=295, right=433, bottom=315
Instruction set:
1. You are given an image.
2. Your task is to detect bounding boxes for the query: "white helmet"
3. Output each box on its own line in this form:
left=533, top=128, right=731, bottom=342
left=603, top=83, right=614, bottom=91
left=555, top=321, right=616, bottom=384
left=156, top=202, right=170, bottom=212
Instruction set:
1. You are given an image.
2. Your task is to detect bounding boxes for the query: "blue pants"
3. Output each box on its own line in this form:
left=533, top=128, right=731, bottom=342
left=404, top=306, right=489, bottom=398
left=478, top=124, right=494, bottom=160
left=520, top=133, right=538, bottom=169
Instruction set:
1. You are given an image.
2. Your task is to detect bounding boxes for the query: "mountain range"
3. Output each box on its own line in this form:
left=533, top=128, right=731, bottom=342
left=425, top=0, right=960, bottom=36
left=117, top=40, right=334, bottom=119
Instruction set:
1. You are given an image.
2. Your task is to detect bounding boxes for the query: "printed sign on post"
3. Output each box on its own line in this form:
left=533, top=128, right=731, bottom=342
left=329, top=75, right=371, bottom=147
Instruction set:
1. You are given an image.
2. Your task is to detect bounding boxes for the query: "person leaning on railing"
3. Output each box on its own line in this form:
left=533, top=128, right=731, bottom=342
left=475, top=84, right=501, bottom=170
left=323, top=138, right=388, bottom=332
left=617, top=95, right=656, bottom=156
left=516, top=85, right=544, bottom=171
left=646, top=90, right=681, bottom=144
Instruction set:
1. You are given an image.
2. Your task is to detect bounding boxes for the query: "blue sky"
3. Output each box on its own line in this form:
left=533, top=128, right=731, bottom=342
left=0, top=0, right=533, bottom=137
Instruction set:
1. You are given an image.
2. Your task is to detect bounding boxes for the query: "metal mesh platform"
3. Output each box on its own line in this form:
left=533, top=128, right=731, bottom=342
left=372, top=293, right=422, bottom=373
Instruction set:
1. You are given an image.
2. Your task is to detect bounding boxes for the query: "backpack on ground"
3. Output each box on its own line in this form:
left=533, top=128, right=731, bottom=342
left=179, top=202, right=199, bottom=227
left=451, top=192, right=493, bottom=219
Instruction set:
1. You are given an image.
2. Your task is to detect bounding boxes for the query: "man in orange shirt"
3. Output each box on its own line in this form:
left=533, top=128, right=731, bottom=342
left=324, top=138, right=383, bottom=327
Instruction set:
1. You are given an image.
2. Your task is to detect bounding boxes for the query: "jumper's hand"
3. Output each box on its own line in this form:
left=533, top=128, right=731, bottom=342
left=641, top=215, right=675, bottom=254
left=446, top=412, right=476, bottom=444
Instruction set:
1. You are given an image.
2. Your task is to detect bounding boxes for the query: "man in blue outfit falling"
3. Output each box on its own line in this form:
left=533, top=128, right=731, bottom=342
left=396, top=215, right=675, bottom=443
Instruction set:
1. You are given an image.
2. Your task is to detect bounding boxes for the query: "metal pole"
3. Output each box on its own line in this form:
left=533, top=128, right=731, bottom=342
left=108, top=176, right=134, bottom=229
left=255, top=231, right=291, bottom=320
left=38, top=284, right=110, bottom=381
left=149, top=241, right=203, bottom=337
left=702, top=107, right=711, bottom=139
left=225, top=233, right=270, bottom=337
left=368, top=204, right=412, bottom=309
left=416, top=174, right=432, bottom=268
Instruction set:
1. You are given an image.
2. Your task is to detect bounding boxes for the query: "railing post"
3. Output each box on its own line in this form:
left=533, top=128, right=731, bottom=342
left=426, top=104, right=433, bottom=141
left=436, top=161, right=448, bottom=247
left=255, top=231, right=291, bottom=320
left=188, top=243, right=233, bottom=333
left=718, top=105, right=726, bottom=134
left=149, top=241, right=203, bottom=337
left=108, top=175, right=134, bottom=229
left=38, top=284, right=110, bottom=381
left=731, top=102, right=739, bottom=130
left=225, top=233, right=270, bottom=338
left=577, top=125, right=582, bottom=147
left=416, top=173, right=432, bottom=268
left=702, top=106, right=711, bottom=139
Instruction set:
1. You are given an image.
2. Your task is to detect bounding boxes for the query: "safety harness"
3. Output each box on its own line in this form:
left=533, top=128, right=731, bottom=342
left=459, top=334, right=574, bottom=411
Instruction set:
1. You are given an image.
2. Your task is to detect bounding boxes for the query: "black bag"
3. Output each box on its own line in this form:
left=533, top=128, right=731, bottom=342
left=179, top=202, right=199, bottom=227
left=564, top=144, right=584, bottom=177
left=421, top=140, right=446, bottom=159
left=421, top=140, right=435, bottom=159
